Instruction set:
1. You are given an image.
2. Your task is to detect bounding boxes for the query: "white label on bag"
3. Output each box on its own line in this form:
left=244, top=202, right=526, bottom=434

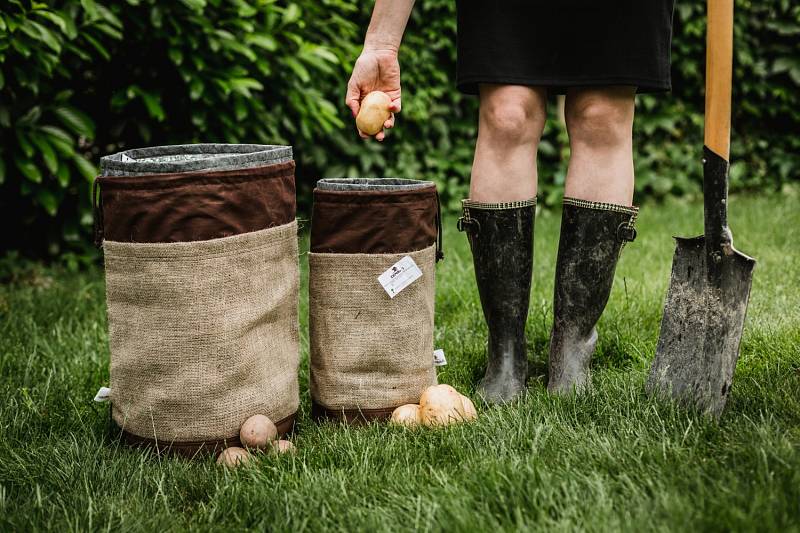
left=94, top=386, right=112, bottom=402
left=378, top=255, right=423, bottom=298
left=120, top=154, right=135, bottom=162
left=433, top=349, right=447, bottom=366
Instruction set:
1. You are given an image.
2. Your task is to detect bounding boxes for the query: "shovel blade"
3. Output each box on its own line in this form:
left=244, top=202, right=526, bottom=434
left=647, top=235, right=755, bottom=417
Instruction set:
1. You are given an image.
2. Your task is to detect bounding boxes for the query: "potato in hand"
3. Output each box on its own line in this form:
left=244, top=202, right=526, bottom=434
left=356, top=91, right=392, bottom=136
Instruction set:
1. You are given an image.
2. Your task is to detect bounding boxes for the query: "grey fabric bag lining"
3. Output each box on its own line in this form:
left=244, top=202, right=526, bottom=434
left=100, top=143, right=293, bottom=176
left=316, top=178, right=434, bottom=192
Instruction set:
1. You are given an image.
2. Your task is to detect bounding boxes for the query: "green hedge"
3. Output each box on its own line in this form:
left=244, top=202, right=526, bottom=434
left=1, top=0, right=798, bottom=258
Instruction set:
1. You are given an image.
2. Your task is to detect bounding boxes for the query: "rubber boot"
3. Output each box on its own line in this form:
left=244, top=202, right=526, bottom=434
left=547, top=197, right=638, bottom=394
left=458, top=198, right=536, bottom=403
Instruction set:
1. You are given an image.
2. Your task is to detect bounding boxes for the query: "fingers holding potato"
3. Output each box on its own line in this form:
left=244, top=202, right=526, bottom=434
left=356, top=91, right=394, bottom=139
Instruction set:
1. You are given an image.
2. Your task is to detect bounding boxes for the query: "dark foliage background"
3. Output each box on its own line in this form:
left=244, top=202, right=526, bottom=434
left=1, top=0, right=798, bottom=259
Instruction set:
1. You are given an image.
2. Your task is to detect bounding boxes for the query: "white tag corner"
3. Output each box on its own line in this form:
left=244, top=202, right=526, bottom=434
left=433, top=348, right=447, bottom=366
left=94, top=386, right=112, bottom=403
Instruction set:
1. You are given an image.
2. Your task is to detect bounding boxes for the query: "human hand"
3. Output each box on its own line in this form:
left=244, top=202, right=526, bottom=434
left=345, top=49, right=402, bottom=141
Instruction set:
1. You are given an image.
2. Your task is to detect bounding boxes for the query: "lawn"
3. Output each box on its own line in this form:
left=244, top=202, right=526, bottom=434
left=1, top=193, right=798, bottom=531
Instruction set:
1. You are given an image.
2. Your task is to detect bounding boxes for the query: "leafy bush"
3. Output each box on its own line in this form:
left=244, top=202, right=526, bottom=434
left=1, top=0, right=798, bottom=258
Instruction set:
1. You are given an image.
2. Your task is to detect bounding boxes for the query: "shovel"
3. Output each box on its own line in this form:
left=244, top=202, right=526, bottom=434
left=647, top=0, right=756, bottom=418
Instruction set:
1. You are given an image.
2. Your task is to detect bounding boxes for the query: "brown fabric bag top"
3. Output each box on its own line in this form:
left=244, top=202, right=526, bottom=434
left=310, top=184, right=440, bottom=255
left=95, top=161, right=296, bottom=244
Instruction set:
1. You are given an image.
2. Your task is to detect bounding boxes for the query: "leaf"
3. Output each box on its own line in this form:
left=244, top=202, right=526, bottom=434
left=39, top=125, right=75, bottom=157
left=16, top=131, right=35, bottom=158
left=180, top=0, right=207, bottom=12
left=14, top=156, right=43, bottom=183
left=81, top=32, right=110, bottom=61
left=33, top=10, right=68, bottom=35
left=80, top=0, right=98, bottom=20
left=53, top=106, right=95, bottom=139
left=36, top=189, right=59, bottom=216
left=169, top=48, right=183, bottom=65
left=220, top=39, right=257, bottom=62
left=311, top=46, right=339, bottom=64
left=245, top=34, right=278, bottom=51
left=72, top=154, right=97, bottom=182
left=284, top=57, right=310, bottom=83
left=228, top=77, right=263, bottom=98
left=283, top=4, right=301, bottom=25
left=55, top=160, right=71, bottom=187
left=29, top=132, right=58, bottom=174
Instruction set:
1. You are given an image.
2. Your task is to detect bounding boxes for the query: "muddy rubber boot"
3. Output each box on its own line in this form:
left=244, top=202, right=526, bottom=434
left=547, top=198, right=638, bottom=394
left=458, top=199, right=536, bottom=403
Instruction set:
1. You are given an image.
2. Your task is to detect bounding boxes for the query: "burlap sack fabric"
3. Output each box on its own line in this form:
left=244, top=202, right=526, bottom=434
left=105, top=222, right=300, bottom=443
left=309, top=178, right=441, bottom=422
left=96, top=144, right=300, bottom=455
left=309, top=245, right=438, bottom=416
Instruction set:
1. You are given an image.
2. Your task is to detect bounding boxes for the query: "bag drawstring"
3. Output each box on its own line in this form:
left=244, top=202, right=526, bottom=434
left=435, top=190, right=444, bottom=262
left=92, top=177, right=104, bottom=248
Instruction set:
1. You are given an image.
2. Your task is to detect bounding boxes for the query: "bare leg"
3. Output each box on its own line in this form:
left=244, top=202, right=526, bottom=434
left=564, top=86, right=636, bottom=205
left=470, top=84, right=546, bottom=202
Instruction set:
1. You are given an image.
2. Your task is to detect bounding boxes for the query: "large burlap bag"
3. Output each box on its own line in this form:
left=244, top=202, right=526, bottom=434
left=309, top=178, right=443, bottom=422
left=95, top=144, right=300, bottom=455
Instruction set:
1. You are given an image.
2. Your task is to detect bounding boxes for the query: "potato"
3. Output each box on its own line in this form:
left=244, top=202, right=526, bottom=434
left=271, top=439, right=296, bottom=454
left=239, top=414, right=277, bottom=450
left=217, top=446, right=252, bottom=468
left=460, top=394, right=478, bottom=421
left=419, top=384, right=466, bottom=426
left=390, top=404, right=421, bottom=427
left=356, top=91, right=392, bottom=135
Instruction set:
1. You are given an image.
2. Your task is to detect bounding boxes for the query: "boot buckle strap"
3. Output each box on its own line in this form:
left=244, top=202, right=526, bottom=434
left=457, top=216, right=480, bottom=235
left=616, top=222, right=637, bottom=243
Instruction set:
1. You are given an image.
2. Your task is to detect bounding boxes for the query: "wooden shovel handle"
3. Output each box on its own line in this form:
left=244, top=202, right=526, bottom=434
left=704, top=0, right=733, bottom=160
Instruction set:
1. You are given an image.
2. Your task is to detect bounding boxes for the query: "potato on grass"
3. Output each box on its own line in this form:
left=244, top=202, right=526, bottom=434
left=217, top=447, right=252, bottom=468
left=239, top=414, right=277, bottom=450
left=391, top=404, right=421, bottom=427
left=420, top=384, right=467, bottom=426
left=356, top=91, right=392, bottom=135
left=271, top=440, right=296, bottom=454
left=460, top=394, right=478, bottom=421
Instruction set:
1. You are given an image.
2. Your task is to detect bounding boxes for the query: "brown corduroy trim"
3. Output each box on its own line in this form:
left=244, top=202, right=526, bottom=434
left=311, top=401, right=397, bottom=425
left=96, top=161, right=296, bottom=244
left=113, top=412, right=297, bottom=458
left=310, top=184, right=439, bottom=254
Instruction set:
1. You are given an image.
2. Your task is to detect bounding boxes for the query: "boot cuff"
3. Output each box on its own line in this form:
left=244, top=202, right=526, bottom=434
left=563, top=197, right=638, bottom=217
left=563, top=197, right=638, bottom=243
left=461, top=198, right=537, bottom=210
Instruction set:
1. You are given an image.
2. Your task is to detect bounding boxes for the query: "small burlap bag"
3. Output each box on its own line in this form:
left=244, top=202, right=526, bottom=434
left=309, top=178, right=443, bottom=422
left=96, top=144, right=300, bottom=455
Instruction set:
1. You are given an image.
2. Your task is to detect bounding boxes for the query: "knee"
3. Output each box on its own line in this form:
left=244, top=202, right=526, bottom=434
left=480, top=92, right=546, bottom=146
left=565, top=95, right=633, bottom=147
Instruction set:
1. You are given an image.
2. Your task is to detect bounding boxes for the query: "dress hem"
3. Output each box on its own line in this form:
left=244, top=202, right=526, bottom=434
left=456, top=74, right=671, bottom=95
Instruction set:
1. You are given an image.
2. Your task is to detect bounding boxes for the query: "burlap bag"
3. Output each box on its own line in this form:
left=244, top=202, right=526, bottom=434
left=309, top=178, right=442, bottom=422
left=105, top=222, right=300, bottom=447
left=96, top=144, right=300, bottom=455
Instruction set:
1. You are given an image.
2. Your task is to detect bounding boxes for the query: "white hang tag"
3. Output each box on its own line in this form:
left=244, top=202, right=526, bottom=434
left=120, top=154, right=135, bottom=162
left=433, top=349, right=447, bottom=366
left=378, top=255, right=423, bottom=298
left=94, top=386, right=112, bottom=402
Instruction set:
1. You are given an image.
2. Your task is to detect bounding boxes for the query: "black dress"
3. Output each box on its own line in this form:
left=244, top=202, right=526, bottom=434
left=456, top=0, right=676, bottom=95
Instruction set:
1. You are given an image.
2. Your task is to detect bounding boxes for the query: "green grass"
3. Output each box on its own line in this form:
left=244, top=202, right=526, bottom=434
left=1, top=193, right=799, bottom=532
